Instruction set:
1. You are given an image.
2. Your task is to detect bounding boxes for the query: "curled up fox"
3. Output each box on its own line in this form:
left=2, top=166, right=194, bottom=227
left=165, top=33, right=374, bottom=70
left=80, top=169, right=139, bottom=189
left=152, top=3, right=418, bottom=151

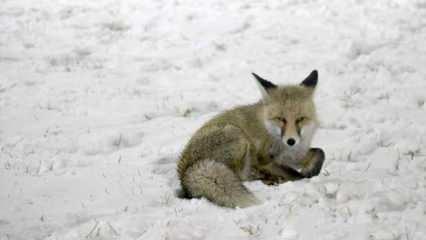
left=177, top=70, right=325, bottom=208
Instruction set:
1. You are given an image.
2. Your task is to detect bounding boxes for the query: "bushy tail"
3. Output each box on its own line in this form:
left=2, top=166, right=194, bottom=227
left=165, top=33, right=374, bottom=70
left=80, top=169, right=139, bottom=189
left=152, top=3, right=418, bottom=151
left=181, top=159, right=260, bottom=208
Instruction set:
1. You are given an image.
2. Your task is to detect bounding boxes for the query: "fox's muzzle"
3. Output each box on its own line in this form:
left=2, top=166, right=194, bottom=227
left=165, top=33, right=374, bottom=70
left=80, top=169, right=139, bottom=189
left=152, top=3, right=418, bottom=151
left=281, top=122, right=300, bottom=147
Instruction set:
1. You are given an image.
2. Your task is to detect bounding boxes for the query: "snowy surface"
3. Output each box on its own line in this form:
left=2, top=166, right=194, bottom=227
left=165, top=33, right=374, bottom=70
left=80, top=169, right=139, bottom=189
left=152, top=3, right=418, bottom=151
left=1, top=0, right=426, bottom=239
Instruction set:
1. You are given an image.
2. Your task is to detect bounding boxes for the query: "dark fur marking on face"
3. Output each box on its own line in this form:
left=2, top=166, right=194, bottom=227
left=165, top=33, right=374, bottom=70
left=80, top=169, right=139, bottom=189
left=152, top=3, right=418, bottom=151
left=279, top=126, right=285, bottom=138
left=296, top=123, right=301, bottom=136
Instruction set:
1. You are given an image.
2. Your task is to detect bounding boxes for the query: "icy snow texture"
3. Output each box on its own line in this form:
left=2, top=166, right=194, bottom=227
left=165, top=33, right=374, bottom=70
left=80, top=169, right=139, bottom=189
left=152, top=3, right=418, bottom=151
left=0, top=0, right=426, bottom=239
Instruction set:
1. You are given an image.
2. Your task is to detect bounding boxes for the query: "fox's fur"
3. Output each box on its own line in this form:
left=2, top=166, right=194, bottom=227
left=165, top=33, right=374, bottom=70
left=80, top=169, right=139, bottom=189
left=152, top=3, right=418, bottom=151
left=177, top=70, right=325, bottom=208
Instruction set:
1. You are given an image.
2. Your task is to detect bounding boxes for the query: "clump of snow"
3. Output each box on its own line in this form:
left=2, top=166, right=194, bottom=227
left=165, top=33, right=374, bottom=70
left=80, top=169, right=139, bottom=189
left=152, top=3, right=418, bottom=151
left=1, top=0, right=425, bottom=239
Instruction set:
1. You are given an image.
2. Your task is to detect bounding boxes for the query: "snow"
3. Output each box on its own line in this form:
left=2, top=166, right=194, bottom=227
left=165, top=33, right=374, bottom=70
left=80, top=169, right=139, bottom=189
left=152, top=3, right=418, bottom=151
left=1, top=0, right=425, bottom=239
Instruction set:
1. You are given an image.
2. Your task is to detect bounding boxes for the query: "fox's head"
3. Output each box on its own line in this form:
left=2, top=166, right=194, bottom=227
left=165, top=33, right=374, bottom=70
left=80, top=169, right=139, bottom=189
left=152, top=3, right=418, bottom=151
left=253, top=70, right=319, bottom=149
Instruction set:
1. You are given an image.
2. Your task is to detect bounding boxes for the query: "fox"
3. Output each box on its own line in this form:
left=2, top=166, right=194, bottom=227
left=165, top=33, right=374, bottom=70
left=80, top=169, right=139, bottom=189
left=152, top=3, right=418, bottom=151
left=177, top=70, right=325, bottom=208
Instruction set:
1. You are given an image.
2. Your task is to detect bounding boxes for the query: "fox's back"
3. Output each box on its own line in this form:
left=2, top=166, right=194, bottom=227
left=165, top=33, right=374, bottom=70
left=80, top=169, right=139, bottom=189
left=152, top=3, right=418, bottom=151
left=201, top=103, right=265, bottom=139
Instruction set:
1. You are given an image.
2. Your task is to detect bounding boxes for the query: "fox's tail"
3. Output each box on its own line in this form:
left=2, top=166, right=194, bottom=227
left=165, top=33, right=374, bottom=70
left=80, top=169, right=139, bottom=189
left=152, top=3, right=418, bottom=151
left=181, top=159, right=260, bottom=208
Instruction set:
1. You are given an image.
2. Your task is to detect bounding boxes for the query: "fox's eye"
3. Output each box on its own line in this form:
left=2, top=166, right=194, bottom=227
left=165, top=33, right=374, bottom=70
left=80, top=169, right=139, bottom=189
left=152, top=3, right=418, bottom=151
left=296, top=117, right=307, bottom=123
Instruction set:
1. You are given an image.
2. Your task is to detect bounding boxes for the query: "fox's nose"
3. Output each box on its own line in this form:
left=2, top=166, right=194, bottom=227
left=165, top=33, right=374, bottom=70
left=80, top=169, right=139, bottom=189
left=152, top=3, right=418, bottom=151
left=287, top=138, right=296, bottom=146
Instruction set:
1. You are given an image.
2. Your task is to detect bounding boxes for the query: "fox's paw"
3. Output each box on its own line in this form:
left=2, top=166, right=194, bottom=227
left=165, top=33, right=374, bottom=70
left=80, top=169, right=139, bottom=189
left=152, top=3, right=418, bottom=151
left=261, top=177, right=282, bottom=186
left=301, top=148, right=325, bottom=178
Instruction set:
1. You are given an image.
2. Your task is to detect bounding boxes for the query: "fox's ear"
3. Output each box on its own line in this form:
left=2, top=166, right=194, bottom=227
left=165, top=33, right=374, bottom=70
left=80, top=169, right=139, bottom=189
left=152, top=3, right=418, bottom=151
left=252, top=72, right=277, bottom=99
left=300, top=70, right=318, bottom=88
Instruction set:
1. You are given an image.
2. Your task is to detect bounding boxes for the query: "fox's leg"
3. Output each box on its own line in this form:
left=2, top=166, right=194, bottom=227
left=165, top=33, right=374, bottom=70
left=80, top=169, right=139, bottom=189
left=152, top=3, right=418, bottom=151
left=300, top=148, right=325, bottom=178
left=257, top=162, right=304, bottom=185
left=181, top=125, right=260, bottom=208
left=257, top=148, right=325, bottom=185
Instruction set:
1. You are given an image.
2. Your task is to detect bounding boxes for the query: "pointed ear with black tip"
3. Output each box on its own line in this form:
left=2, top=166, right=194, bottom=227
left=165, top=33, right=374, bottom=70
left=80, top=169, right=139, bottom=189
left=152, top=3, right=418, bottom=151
left=252, top=72, right=277, bottom=100
left=300, top=70, right=318, bottom=88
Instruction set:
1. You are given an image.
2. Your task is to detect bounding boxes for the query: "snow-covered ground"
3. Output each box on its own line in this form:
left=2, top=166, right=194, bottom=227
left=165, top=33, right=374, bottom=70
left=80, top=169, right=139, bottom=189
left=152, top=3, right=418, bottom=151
left=1, top=0, right=425, bottom=239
